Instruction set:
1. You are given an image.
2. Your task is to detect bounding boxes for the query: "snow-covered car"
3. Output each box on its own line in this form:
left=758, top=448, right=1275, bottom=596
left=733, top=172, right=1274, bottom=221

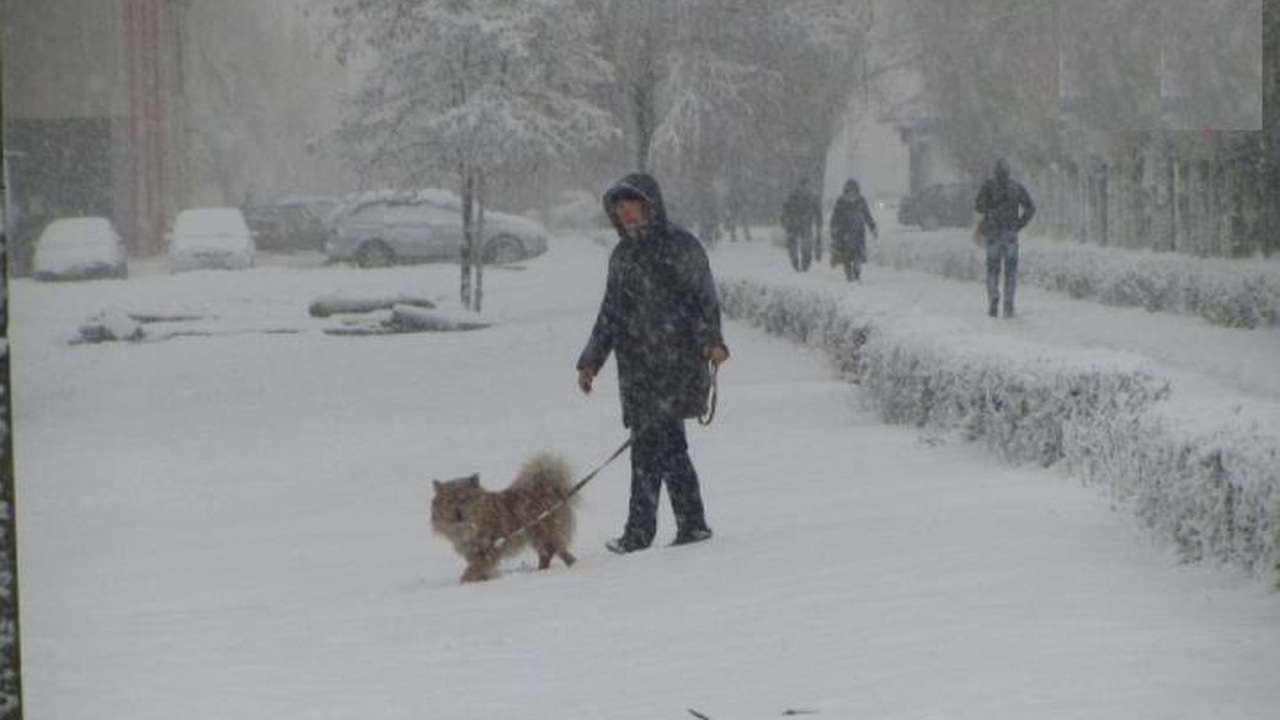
left=167, top=207, right=257, bottom=272
left=325, top=189, right=549, bottom=268
left=243, top=195, right=339, bottom=252
left=32, top=216, right=128, bottom=281
left=873, top=195, right=902, bottom=217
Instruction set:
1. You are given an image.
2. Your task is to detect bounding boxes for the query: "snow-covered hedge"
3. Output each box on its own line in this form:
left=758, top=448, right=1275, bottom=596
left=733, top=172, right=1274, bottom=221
left=872, top=233, right=1280, bottom=329
left=719, top=277, right=1280, bottom=582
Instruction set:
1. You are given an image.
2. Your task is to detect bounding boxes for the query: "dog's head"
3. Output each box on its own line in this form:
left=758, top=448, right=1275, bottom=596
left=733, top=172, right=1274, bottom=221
left=431, top=473, right=483, bottom=525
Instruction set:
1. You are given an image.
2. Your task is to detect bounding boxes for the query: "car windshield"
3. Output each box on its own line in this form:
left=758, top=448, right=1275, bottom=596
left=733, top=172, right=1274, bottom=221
left=352, top=203, right=456, bottom=223
left=41, top=218, right=113, bottom=248
left=174, top=209, right=249, bottom=237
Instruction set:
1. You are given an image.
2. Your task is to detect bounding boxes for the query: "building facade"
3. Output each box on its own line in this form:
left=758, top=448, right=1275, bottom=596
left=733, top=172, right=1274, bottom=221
left=4, top=0, right=186, bottom=263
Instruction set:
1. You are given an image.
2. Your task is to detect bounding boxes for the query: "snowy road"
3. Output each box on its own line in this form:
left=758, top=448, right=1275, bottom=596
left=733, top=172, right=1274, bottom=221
left=10, top=230, right=1280, bottom=719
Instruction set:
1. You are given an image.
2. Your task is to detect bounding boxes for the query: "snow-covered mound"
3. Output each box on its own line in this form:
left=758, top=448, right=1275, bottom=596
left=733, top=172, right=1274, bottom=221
left=720, top=276, right=1280, bottom=582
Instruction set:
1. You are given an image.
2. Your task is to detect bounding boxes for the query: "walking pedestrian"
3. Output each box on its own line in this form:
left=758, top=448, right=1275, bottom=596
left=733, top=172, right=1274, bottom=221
left=974, top=158, right=1035, bottom=317
left=829, top=179, right=878, bottom=282
left=781, top=178, right=823, bottom=271
left=577, top=172, right=730, bottom=553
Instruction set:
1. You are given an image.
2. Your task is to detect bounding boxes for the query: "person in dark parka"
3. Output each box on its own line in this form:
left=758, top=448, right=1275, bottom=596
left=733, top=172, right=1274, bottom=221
left=829, top=179, right=878, bottom=282
left=781, top=178, right=823, bottom=271
left=577, top=172, right=730, bottom=553
left=975, top=158, right=1035, bottom=318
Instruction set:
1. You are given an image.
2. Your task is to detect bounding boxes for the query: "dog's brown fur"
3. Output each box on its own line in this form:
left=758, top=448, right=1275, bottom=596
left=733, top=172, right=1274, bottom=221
left=431, top=453, right=578, bottom=583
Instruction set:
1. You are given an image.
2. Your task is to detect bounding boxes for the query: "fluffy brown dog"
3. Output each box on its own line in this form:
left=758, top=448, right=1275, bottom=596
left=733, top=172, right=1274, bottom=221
left=431, top=453, right=578, bottom=583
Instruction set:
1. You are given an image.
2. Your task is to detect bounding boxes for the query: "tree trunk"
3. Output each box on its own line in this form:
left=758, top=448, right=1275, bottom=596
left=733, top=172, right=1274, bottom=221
left=460, top=166, right=474, bottom=308
left=0, top=214, right=24, bottom=718
left=631, top=25, right=658, bottom=172
left=474, top=169, right=486, bottom=313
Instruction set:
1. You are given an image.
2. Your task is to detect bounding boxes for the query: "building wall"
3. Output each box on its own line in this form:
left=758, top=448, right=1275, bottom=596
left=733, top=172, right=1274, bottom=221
left=3, top=0, right=127, bottom=120
left=2, top=0, right=180, bottom=258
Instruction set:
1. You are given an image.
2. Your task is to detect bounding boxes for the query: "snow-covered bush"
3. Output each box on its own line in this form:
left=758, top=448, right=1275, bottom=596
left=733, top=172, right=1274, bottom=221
left=872, top=234, right=1280, bottom=329
left=719, top=276, right=1280, bottom=582
left=1091, top=416, right=1280, bottom=575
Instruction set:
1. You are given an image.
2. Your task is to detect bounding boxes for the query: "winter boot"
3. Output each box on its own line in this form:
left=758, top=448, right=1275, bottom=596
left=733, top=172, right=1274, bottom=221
left=605, top=535, right=648, bottom=555
left=988, top=299, right=999, bottom=318
left=670, top=528, right=713, bottom=547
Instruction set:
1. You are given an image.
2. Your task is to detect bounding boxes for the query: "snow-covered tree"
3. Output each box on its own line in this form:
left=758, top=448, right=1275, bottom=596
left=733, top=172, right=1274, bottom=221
left=906, top=0, right=1269, bottom=257
left=905, top=0, right=1061, bottom=177
left=176, top=0, right=351, bottom=205
left=322, top=0, right=617, bottom=310
left=593, top=0, right=873, bottom=234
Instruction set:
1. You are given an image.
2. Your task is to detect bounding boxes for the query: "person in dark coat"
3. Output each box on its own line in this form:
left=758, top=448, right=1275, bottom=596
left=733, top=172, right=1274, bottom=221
left=781, top=178, right=823, bottom=271
left=829, top=179, right=878, bottom=282
left=974, top=158, right=1035, bottom=318
left=577, top=172, right=730, bottom=554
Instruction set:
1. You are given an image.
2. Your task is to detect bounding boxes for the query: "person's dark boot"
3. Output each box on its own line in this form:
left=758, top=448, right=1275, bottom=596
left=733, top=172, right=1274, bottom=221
left=1003, top=303, right=1015, bottom=318
left=988, top=299, right=999, bottom=317
left=670, top=528, right=713, bottom=546
left=605, top=535, right=648, bottom=554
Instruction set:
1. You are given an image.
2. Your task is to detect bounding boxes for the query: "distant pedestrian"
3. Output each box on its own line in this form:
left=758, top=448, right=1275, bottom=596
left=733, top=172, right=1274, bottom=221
left=780, top=178, right=823, bottom=271
left=577, top=172, right=729, bottom=554
left=829, top=179, right=878, bottom=282
left=974, top=158, right=1035, bottom=318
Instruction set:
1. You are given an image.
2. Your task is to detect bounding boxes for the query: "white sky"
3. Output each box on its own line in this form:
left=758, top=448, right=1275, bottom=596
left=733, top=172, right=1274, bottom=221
left=10, top=223, right=1280, bottom=719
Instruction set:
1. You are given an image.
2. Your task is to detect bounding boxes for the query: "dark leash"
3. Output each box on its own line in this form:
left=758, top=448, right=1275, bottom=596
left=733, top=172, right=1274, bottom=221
left=488, top=435, right=634, bottom=554
left=486, top=363, right=718, bottom=554
left=697, top=361, right=719, bottom=426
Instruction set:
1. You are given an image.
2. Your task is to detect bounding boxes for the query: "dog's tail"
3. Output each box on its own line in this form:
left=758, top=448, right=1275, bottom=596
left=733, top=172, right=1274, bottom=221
left=513, top=452, right=579, bottom=505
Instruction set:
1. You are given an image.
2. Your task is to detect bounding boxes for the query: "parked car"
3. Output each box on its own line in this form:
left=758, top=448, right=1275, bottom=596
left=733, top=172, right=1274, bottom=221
left=168, top=207, right=256, bottom=272
left=32, top=216, right=128, bottom=281
left=243, top=195, right=339, bottom=252
left=897, top=183, right=979, bottom=230
left=325, top=189, right=549, bottom=268
left=873, top=194, right=902, bottom=219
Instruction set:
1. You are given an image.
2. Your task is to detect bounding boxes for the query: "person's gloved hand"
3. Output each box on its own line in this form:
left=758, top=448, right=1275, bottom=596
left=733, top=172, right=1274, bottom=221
left=704, top=344, right=730, bottom=366
left=577, top=367, right=595, bottom=394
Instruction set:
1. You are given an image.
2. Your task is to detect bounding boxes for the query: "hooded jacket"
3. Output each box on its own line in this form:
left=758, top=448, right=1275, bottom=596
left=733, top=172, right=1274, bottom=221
left=830, top=186, right=877, bottom=246
left=975, top=160, right=1035, bottom=234
left=577, top=173, right=724, bottom=428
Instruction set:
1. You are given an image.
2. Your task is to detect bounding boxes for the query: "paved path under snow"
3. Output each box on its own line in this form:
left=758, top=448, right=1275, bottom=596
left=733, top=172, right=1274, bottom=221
left=9, top=232, right=1279, bottom=720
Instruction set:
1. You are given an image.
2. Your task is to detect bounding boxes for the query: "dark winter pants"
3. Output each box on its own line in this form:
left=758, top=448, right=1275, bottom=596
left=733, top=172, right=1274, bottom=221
left=622, top=418, right=710, bottom=547
left=786, top=230, right=814, bottom=271
left=833, top=234, right=865, bottom=281
left=986, top=230, right=1019, bottom=314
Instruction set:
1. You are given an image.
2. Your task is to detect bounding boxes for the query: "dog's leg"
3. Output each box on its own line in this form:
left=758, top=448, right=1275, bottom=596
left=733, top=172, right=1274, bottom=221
left=537, top=550, right=553, bottom=570
left=461, top=551, right=496, bottom=582
left=558, top=549, right=577, bottom=567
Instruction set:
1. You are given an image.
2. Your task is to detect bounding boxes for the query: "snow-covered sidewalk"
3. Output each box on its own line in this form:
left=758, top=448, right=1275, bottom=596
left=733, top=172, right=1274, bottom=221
left=714, top=228, right=1280, bottom=577
left=715, top=226, right=1280, bottom=405
left=10, top=232, right=1280, bottom=720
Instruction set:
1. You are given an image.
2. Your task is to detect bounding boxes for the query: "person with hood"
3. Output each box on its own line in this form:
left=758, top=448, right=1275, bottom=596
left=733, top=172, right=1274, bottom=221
left=577, top=172, right=730, bottom=554
left=781, top=178, right=823, bottom=271
left=974, top=158, right=1035, bottom=318
left=829, top=179, right=878, bottom=282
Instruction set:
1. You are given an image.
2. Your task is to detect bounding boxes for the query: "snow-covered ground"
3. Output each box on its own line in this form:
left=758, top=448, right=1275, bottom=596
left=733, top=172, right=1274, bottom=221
left=11, top=225, right=1280, bottom=719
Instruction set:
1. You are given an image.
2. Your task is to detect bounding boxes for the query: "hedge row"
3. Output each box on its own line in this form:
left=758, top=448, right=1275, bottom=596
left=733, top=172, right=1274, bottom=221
left=871, top=233, right=1280, bottom=329
left=719, top=277, right=1280, bottom=583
